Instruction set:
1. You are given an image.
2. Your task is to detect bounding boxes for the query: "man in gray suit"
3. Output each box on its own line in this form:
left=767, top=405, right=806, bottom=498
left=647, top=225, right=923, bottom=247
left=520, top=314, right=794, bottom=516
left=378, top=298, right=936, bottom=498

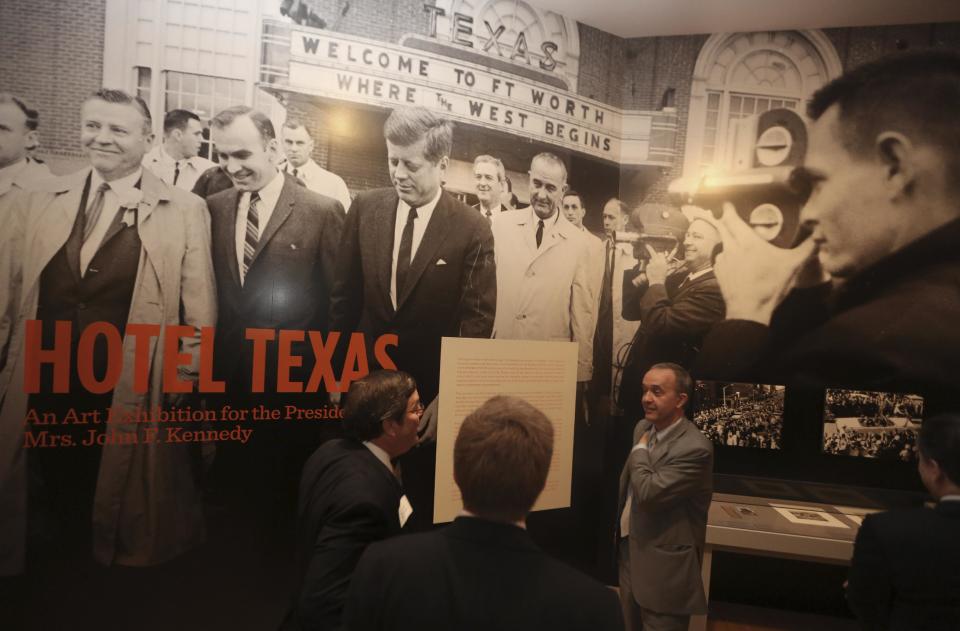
left=617, top=362, right=713, bottom=630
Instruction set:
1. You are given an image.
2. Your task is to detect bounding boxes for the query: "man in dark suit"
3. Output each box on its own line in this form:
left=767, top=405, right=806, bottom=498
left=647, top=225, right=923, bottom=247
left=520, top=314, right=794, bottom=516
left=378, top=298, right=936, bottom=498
left=620, top=210, right=725, bottom=420
left=206, top=105, right=344, bottom=531
left=207, top=105, right=343, bottom=392
left=846, top=413, right=960, bottom=630
left=329, top=106, right=496, bottom=526
left=285, top=370, right=422, bottom=631
left=343, top=395, right=624, bottom=631
left=617, top=363, right=713, bottom=631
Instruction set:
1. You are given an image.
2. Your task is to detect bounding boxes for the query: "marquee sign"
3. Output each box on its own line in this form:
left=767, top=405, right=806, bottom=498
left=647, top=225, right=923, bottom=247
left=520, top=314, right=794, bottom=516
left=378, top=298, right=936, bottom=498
left=281, top=27, right=676, bottom=166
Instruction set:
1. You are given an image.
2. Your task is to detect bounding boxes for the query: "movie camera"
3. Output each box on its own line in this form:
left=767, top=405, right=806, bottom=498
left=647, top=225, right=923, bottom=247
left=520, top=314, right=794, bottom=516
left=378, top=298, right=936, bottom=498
left=668, top=108, right=813, bottom=249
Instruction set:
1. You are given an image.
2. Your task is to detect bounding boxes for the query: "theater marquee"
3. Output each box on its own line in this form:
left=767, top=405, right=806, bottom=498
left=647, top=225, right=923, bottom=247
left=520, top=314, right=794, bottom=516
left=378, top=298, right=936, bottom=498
left=263, top=21, right=677, bottom=167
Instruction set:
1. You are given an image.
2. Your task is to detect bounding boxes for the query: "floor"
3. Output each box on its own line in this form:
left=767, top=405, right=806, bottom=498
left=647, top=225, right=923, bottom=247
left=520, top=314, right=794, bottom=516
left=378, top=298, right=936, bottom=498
left=706, top=602, right=858, bottom=631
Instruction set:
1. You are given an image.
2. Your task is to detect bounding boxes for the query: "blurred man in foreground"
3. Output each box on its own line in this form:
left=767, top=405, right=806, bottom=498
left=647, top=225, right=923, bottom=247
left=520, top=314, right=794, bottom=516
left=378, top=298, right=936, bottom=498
left=847, top=413, right=960, bottom=630
left=284, top=370, right=421, bottom=631
left=345, top=395, right=624, bottom=631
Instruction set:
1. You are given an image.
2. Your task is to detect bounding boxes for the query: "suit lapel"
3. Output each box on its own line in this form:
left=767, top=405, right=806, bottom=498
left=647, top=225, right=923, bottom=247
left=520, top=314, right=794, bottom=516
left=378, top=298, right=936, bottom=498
left=27, top=170, right=90, bottom=292
left=534, top=218, right=568, bottom=262
left=375, top=191, right=399, bottom=311
left=250, top=176, right=296, bottom=264
left=136, top=169, right=171, bottom=301
left=397, top=191, right=452, bottom=309
left=652, top=418, right=690, bottom=466
left=675, top=270, right=714, bottom=298
left=214, top=189, right=243, bottom=289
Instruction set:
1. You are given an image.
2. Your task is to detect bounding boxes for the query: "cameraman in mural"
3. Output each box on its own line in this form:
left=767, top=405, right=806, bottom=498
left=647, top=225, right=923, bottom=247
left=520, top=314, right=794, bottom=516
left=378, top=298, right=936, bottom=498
left=618, top=204, right=725, bottom=421
left=695, top=50, right=960, bottom=399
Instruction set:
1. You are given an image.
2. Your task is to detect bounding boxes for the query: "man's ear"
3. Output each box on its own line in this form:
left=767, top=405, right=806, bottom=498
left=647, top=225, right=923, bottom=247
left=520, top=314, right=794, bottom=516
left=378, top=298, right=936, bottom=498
left=24, top=129, right=39, bottom=152
left=380, top=417, right=398, bottom=438
left=876, top=131, right=916, bottom=200
left=266, top=137, right=280, bottom=163
left=678, top=392, right=689, bottom=411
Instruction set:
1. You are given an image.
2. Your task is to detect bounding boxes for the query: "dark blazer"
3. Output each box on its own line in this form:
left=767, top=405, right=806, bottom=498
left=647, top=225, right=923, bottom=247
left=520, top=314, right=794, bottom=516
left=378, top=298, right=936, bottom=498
left=847, top=500, right=960, bottom=630
left=343, top=516, right=624, bottom=631
left=207, top=174, right=344, bottom=387
left=329, top=188, right=495, bottom=401
left=619, top=269, right=725, bottom=416
left=284, top=439, right=404, bottom=631
left=694, top=218, right=960, bottom=398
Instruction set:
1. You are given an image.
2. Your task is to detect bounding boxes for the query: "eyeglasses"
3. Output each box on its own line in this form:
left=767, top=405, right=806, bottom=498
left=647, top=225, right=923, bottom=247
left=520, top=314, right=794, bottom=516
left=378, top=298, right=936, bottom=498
left=407, top=402, right=425, bottom=415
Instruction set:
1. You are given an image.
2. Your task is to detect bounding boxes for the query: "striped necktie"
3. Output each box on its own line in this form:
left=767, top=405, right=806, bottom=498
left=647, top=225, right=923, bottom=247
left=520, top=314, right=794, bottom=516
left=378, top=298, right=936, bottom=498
left=242, top=192, right=260, bottom=279
left=82, top=182, right=112, bottom=244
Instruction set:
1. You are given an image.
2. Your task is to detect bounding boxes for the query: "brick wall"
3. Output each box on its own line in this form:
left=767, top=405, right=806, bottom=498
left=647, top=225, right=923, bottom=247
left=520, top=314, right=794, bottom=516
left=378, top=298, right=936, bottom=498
left=303, top=0, right=431, bottom=45
left=0, top=0, right=106, bottom=171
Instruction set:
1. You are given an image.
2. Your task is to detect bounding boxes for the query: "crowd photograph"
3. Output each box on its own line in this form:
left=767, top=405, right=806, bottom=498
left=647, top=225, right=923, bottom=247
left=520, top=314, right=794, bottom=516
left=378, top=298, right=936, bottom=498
left=822, top=389, right=924, bottom=461
left=693, top=382, right=784, bottom=450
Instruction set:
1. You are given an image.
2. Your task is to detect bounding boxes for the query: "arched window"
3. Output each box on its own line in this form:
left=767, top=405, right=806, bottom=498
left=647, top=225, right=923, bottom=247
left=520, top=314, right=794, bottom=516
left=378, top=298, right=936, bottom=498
left=682, top=31, right=842, bottom=176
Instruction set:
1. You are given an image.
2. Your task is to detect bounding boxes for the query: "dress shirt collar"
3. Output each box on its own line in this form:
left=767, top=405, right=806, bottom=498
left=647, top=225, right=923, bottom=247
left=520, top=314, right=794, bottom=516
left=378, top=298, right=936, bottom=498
left=398, top=185, right=442, bottom=221
left=525, top=206, right=559, bottom=227
left=363, top=440, right=394, bottom=474
left=651, top=415, right=684, bottom=443
left=941, top=495, right=960, bottom=503
left=686, top=266, right=714, bottom=283
left=90, top=167, right=143, bottom=204
left=247, top=169, right=284, bottom=208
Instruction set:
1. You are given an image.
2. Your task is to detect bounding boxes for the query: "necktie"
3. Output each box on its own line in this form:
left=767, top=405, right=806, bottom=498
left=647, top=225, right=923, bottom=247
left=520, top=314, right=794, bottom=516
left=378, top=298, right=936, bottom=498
left=173, top=161, right=181, bottom=186
left=243, top=192, right=260, bottom=279
left=535, top=219, right=544, bottom=248
left=396, top=206, right=418, bottom=297
left=485, top=209, right=492, bottom=223
left=604, top=237, right=615, bottom=286
left=82, top=182, right=112, bottom=244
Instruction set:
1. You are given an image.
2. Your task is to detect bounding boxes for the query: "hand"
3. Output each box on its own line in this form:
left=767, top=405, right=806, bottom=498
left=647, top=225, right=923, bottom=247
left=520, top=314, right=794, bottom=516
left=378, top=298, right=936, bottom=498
left=644, top=246, right=669, bottom=285
left=712, top=202, right=819, bottom=325
left=631, top=271, right=649, bottom=288
left=417, top=396, right=439, bottom=444
left=638, top=429, right=652, bottom=447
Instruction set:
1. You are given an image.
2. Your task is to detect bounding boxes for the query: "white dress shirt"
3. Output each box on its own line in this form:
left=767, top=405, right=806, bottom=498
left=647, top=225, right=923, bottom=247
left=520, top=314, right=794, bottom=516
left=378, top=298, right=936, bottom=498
left=284, top=159, right=352, bottom=211
left=80, top=168, right=143, bottom=275
left=389, top=188, right=441, bottom=309
left=234, top=170, right=284, bottom=284
left=142, top=145, right=215, bottom=192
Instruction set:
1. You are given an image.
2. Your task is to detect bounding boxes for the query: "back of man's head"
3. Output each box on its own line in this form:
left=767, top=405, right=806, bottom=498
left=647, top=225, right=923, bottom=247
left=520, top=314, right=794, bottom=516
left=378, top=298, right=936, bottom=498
left=808, top=50, right=960, bottom=194
left=454, top=396, right=554, bottom=524
left=918, top=413, right=960, bottom=494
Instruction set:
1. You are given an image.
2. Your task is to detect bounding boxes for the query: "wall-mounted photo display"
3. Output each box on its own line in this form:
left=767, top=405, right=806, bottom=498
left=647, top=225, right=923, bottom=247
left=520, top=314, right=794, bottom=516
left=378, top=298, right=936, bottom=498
left=821, top=389, right=924, bottom=461
left=693, top=381, right=785, bottom=449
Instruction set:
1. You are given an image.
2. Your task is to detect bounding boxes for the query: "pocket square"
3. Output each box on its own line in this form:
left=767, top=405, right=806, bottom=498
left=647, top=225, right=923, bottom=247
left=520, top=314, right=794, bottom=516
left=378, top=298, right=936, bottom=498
left=290, top=244, right=298, bottom=250
left=435, top=259, right=447, bottom=266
